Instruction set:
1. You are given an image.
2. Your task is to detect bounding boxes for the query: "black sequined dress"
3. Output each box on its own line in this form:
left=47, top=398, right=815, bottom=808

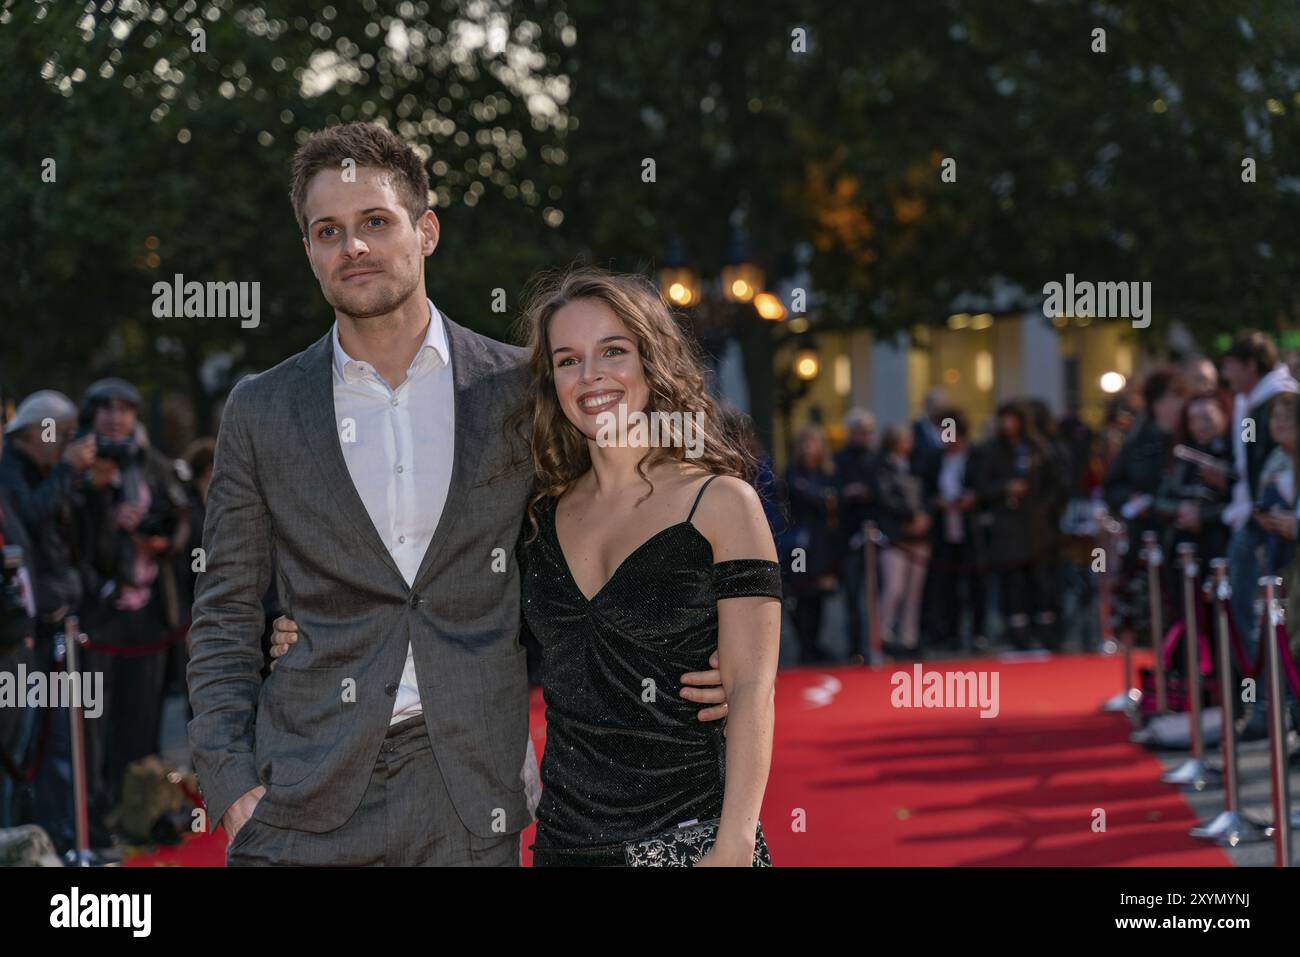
left=521, top=475, right=782, bottom=866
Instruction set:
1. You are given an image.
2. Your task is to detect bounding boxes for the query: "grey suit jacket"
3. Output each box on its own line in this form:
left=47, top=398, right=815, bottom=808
left=187, top=315, right=535, bottom=839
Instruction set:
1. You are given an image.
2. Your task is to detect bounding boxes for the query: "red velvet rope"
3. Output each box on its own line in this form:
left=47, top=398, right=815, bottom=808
left=1184, top=591, right=1300, bottom=698
left=1156, top=589, right=1215, bottom=676
left=1274, top=621, right=1300, bottom=700
left=79, top=625, right=187, bottom=659
left=1216, top=594, right=1266, bottom=678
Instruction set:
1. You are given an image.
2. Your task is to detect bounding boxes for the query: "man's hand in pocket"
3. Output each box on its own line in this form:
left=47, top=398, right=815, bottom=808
left=223, top=785, right=267, bottom=844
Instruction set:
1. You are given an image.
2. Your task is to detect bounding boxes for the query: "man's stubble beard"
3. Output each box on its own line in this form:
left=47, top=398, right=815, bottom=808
left=325, top=268, right=423, bottom=322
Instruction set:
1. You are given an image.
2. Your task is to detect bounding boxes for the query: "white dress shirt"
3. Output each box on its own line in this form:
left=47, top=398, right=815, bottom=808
left=331, top=299, right=454, bottom=723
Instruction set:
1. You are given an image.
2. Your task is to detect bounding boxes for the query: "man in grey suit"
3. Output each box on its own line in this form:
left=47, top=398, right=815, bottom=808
left=187, top=122, right=729, bottom=866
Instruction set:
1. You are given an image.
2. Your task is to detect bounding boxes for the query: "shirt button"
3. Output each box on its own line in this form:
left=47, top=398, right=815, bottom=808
left=398, top=535, right=406, bottom=544
left=396, top=464, right=404, bottom=474
left=390, top=398, right=399, bottom=407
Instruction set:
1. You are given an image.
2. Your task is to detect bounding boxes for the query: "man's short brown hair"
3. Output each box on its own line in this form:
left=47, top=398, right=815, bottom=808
left=289, top=122, right=430, bottom=237
left=1223, top=329, right=1279, bottom=376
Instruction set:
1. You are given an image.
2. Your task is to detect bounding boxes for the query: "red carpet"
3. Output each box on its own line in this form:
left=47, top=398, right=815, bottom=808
left=127, top=652, right=1231, bottom=866
left=740, top=651, right=1231, bottom=866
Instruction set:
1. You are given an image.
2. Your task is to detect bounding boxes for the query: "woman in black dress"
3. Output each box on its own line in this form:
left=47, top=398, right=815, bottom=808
left=514, top=268, right=781, bottom=866
left=271, top=267, right=782, bottom=866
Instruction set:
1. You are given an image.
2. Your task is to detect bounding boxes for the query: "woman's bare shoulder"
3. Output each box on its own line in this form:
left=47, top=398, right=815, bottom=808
left=690, top=475, right=775, bottom=561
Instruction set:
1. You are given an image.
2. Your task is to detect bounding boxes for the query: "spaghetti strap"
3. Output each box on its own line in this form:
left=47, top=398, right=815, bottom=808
left=686, top=474, right=720, bottom=523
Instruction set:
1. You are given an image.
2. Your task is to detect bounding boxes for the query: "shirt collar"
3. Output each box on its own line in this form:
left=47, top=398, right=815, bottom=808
left=331, top=299, right=449, bottom=384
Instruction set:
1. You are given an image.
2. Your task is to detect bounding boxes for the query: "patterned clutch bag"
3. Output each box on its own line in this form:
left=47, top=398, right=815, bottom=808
left=623, top=818, right=772, bottom=867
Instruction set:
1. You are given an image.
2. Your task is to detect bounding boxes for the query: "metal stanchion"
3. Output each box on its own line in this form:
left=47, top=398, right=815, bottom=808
left=1258, top=576, right=1293, bottom=867
left=1101, top=518, right=1138, bottom=714
left=1162, top=543, right=1218, bottom=788
left=864, top=521, right=883, bottom=668
left=1189, top=559, right=1266, bottom=845
left=59, top=615, right=96, bottom=866
left=1143, top=531, right=1167, bottom=716
left=1106, top=518, right=1129, bottom=654
left=1096, top=516, right=1115, bottom=653
left=1199, top=575, right=1224, bottom=777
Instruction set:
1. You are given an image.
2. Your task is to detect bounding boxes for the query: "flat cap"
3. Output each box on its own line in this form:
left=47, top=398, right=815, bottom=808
left=83, top=377, right=142, bottom=409
left=4, top=390, right=78, bottom=435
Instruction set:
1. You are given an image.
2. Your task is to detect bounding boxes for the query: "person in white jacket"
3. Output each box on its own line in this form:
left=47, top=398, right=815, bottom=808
left=1220, top=330, right=1298, bottom=739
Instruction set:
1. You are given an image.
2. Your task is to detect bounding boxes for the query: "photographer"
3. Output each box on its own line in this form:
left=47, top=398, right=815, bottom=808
left=75, top=378, right=189, bottom=816
left=0, top=390, right=94, bottom=848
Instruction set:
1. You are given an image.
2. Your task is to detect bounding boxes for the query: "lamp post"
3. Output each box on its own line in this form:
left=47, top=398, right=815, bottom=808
left=654, top=210, right=824, bottom=467
left=659, top=234, right=702, bottom=310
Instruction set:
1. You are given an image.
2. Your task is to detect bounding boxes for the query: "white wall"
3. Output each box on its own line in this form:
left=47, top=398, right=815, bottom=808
left=871, top=332, right=911, bottom=429
left=1019, top=311, right=1064, bottom=414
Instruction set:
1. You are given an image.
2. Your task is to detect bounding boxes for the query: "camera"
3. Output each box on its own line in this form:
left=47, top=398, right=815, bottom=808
left=94, top=435, right=137, bottom=465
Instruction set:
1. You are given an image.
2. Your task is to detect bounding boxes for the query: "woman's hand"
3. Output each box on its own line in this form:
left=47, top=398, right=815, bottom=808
left=88, top=458, right=120, bottom=489
left=114, top=501, right=145, bottom=531
left=1175, top=501, right=1201, bottom=531
left=696, top=835, right=755, bottom=867
left=1269, top=509, right=1298, bottom=541
left=269, top=615, right=298, bottom=670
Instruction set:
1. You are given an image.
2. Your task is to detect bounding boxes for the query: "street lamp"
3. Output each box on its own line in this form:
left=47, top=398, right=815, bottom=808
left=753, top=292, right=786, bottom=321
left=721, top=214, right=763, bottom=304
left=657, top=234, right=701, bottom=308
left=794, top=348, right=820, bottom=381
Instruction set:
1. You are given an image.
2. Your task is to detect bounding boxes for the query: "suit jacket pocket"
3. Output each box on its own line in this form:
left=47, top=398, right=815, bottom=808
left=477, top=647, right=529, bottom=790
left=225, top=785, right=270, bottom=854
left=255, top=664, right=346, bottom=787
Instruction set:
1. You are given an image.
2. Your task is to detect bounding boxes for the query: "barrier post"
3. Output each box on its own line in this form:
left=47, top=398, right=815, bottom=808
left=1162, top=543, right=1217, bottom=788
left=864, top=521, right=883, bottom=668
left=1142, top=531, right=1167, bottom=715
left=60, top=615, right=95, bottom=866
left=1259, top=576, right=1293, bottom=867
left=1111, top=519, right=1131, bottom=652
left=1097, top=515, right=1115, bottom=653
left=1189, top=559, right=1266, bottom=844
left=1101, top=518, right=1140, bottom=714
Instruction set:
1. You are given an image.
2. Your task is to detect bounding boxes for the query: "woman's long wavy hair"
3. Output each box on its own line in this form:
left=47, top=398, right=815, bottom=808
left=513, top=265, right=755, bottom=541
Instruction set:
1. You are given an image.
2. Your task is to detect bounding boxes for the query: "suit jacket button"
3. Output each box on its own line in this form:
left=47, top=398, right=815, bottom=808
left=384, top=683, right=398, bottom=695
left=408, top=594, right=422, bottom=608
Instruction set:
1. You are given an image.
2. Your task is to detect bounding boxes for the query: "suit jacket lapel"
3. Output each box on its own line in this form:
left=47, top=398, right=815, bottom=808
left=410, top=315, right=490, bottom=592
left=291, top=333, right=406, bottom=586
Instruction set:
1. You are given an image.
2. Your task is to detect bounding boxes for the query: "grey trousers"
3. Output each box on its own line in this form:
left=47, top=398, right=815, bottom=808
left=226, top=715, right=521, bottom=867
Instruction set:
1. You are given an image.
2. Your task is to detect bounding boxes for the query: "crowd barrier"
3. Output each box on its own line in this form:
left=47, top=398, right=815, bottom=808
left=860, top=508, right=1297, bottom=866
left=1092, top=512, right=1297, bottom=866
